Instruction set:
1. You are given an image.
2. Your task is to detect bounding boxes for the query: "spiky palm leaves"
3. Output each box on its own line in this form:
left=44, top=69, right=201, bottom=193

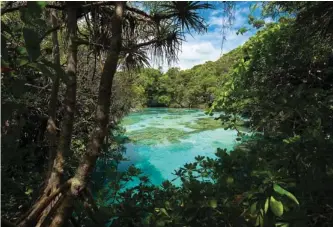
left=77, top=1, right=212, bottom=71
left=160, top=1, right=212, bottom=34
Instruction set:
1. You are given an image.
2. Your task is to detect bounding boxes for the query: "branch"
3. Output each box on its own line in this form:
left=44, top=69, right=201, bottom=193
left=75, top=38, right=111, bottom=50
left=125, top=5, right=154, bottom=20
left=126, top=39, right=158, bottom=51
left=81, top=1, right=114, bottom=10
left=1, top=2, right=114, bottom=15
left=1, top=3, right=64, bottom=15
left=40, top=25, right=63, bottom=42
left=24, top=83, right=51, bottom=91
left=18, top=180, right=71, bottom=227
left=36, top=193, right=65, bottom=227
left=76, top=37, right=161, bottom=55
left=78, top=192, right=101, bottom=225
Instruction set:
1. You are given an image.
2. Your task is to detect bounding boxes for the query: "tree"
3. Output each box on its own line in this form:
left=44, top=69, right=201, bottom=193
left=2, top=1, right=216, bottom=226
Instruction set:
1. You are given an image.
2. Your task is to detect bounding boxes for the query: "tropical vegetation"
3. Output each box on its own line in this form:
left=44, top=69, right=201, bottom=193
left=1, top=1, right=333, bottom=227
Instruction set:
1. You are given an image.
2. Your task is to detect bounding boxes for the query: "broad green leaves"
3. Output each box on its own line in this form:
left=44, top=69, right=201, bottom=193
left=270, top=196, right=283, bottom=217
left=273, top=184, right=299, bottom=205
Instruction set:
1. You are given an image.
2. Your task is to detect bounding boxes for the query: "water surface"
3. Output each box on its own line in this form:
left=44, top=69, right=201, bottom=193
left=118, top=108, right=238, bottom=186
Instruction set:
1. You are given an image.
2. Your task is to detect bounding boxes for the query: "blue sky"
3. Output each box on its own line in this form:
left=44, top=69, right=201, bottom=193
left=153, top=1, right=271, bottom=71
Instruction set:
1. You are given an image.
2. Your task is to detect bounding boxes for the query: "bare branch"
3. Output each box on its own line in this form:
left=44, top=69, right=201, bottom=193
left=24, top=83, right=51, bottom=91
left=18, top=180, right=71, bottom=227
left=40, top=25, right=63, bottom=42
left=125, top=5, right=154, bottom=20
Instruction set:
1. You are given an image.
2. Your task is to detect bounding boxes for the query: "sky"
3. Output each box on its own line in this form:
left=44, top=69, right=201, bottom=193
left=151, top=1, right=268, bottom=71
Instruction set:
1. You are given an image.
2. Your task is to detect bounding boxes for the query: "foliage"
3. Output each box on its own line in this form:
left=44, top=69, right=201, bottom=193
left=2, top=1, right=333, bottom=227
left=129, top=47, right=243, bottom=109
left=95, top=2, right=333, bottom=227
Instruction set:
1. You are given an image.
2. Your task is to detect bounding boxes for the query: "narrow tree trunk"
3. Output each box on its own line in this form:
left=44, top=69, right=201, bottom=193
left=49, top=2, right=125, bottom=226
left=18, top=3, right=78, bottom=227
left=49, top=1, right=78, bottom=192
left=45, top=8, right=61, bottom=184
left=35, top=9, right=62, bottom=227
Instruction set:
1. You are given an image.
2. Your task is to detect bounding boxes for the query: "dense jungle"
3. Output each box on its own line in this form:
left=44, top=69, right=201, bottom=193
left=1, top=1, right=333, bottom=227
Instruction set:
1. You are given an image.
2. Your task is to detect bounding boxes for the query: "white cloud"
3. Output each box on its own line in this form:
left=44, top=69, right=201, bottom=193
left=151, top=6, right=256, bottom=71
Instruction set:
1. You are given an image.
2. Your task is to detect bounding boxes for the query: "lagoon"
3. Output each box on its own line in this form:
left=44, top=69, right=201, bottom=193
left=118, top=108, right=238, bottom=186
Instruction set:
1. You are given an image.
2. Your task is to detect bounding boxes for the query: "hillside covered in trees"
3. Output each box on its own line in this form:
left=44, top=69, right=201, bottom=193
left=1, top=1, right=333, bottom=227
left=124, top=47, right=242, bottom=108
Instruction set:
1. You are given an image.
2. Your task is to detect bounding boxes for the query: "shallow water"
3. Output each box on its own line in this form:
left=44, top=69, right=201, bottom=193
left=117, top=108, right=238, bottom=187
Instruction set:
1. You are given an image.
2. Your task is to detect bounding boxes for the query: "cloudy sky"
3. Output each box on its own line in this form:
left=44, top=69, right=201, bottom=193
left=151, top=2, right=267, bottom=71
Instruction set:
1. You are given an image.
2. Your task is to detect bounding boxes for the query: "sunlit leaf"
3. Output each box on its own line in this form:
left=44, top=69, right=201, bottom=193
left=270, top=196, right=283, bottom=217
left=264, top=197, right=269, bottom=213
left=273, top=184, right=299, bottom=205
left=209, top=199, right=217, bottom=208
left=250, top=201, right=257, bottom=214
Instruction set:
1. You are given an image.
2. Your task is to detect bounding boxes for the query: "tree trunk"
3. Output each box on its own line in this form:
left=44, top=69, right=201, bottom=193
left=49, top=1, right=78, bottom=192
left=45, top=8, right=61, bottom=185
left=18, top=3, right=78, bottom=227
left=49, top=2, right=125, bottom=226
left=35, top=8, right=62, bottom=227
left=73, top=1, right=125, bottom=190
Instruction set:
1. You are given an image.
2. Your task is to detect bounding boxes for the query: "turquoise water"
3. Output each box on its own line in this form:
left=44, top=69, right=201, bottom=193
left=118, top=108, right=238, bottom=186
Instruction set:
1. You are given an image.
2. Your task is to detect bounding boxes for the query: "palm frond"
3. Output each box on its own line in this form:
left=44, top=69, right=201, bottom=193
left=150, top=22, right=184, bottom=65
left=119, top=48, right=150, bottom=71
left=160, top=1, right=213, bottom=33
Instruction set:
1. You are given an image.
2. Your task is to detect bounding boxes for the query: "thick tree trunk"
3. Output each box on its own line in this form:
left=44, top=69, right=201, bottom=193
left=73, top=1, right=125, bottom=189
left=49, top=2, right=125, bottom=226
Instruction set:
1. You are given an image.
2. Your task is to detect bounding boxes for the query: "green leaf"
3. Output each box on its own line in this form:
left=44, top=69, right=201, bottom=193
left=255, top=213, right=264, bottom=227
left=23, top=28, right=41, bottom=61
left=209, top=199, right=217, bottom=208
left=16, top=57, right=29, bottom=67
left=226, top=176, right=234, bottom=184
left=29, top=62, right=54, bottom=80
left=164, top=201, right=172, bottom=210
left=273, top=184, right=299, bottom=205
left=250, top=201, right=257, bottom=214
left=250, top=3, right=258, bottom=13
left=159, top=208, right=169, bottom=217
left=276, top=223, right=289, bottom=227
left=283, top=135, right=300, bottom=144
left=237, top=27, right=249, bottom=35
left=25, top=188, right=33, bottom=195
left=36, top=1, right=47, bottom=8
left=264, top=197, right=269, bottom=214
left=17, top=47, right=28, bottom=55
left=270, top=196, right=283, bottom=217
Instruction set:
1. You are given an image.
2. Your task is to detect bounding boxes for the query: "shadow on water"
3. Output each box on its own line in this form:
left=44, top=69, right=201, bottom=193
left=118, top=143, right=165, bottom=186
